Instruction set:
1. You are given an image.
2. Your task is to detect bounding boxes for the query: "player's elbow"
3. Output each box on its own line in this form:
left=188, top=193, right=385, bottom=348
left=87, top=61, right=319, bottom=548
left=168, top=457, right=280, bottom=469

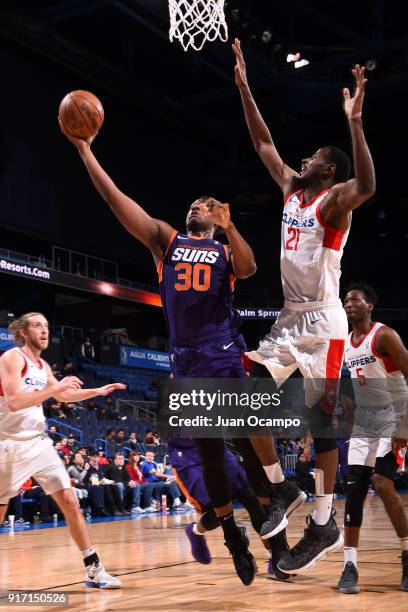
left=236, top=262, right=257, bottom=279
left=7, top=397, right=20, bottom=412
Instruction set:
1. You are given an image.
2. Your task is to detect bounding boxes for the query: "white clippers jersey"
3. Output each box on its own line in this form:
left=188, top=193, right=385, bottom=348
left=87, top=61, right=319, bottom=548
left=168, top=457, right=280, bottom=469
left=344, top=322, right=407, bottom=409
left=0, top=348, right=48, bottom=441
left=281, top=189, right=350, bottom=303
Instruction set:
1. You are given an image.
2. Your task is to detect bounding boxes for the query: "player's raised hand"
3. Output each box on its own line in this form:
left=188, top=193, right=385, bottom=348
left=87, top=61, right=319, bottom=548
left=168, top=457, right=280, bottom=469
left=232, top=38, right=248, bottom=89
left=58, top=118, right=95, bottom=154
left=98, top=383, right=127, bottom=396
left=343, top=64, right=367, bottom=118
left=206, top=199, right=231, bottom=230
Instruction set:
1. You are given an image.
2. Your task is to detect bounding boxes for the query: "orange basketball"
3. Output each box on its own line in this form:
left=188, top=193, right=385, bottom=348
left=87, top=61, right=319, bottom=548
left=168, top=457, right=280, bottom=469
left=58, top=90, right=104, bottom=139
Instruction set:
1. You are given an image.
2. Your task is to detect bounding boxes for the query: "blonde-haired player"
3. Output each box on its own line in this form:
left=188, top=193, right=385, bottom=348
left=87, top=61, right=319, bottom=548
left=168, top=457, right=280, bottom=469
left=0, top=312, right=126, bottom=588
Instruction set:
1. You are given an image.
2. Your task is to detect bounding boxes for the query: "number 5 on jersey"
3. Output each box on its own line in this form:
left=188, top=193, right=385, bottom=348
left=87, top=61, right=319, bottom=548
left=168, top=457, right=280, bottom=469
left=285, top=228, right=300, bottom=251
left=175, top=263, right=211, bottom=291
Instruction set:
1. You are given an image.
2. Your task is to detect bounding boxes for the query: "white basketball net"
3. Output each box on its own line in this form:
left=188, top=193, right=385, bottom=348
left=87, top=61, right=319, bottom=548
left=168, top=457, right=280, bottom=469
left=169, top=0, right=228, bottom=52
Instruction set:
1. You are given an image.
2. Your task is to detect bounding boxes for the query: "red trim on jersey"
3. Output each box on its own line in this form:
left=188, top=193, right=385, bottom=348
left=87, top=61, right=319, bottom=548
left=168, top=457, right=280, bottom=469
left=0, top=382, right=3, bottom=397
left=316, top=200, right=346, bottom=251
left=349, top=322, right=376, bottom=349
left=320, top=338, right=345, bottom=415
left=370, top=324, right=399, bottom=373
left=223, top=244, right=230, bottom=261
left=157, top=229, right=178, bottom=283
left=20, top=354, right=29, bottom=378
left=284, top=188, right=300, bottom=206
left=299, top=189, right=329, bottom=209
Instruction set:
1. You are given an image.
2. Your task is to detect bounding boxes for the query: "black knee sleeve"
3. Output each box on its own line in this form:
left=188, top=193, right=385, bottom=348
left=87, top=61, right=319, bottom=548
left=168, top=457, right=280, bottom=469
left=232, top=438, right=267, bottom=497
left=374, top=451, right=398, bottom=481
left=195, top=438, right=232, bottom=508
left=344, top=465, right=372, bottom=527
left=313, top=437, right=338, bottom=453
left=200, top=507, right=219, bottom=532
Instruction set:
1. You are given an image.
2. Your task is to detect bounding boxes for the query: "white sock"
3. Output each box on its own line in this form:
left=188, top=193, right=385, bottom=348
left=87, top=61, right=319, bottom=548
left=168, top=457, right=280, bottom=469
left=81, top=547, right=96, bottom=560
left=193, top=523, right=205, bottom=536
left=401, top=536, right=408, bottom=551
left=263, top=462, right=284, bottom=484
left=311, top=494, right=333, bottom=525
left=173, top=498, right=181, bottom=506
left=344, top=546, right=358, bottom=567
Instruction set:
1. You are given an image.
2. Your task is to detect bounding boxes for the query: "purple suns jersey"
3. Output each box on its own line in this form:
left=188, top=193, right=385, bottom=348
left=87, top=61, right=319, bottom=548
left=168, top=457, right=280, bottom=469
left=158, top=231, right=241, bottom=346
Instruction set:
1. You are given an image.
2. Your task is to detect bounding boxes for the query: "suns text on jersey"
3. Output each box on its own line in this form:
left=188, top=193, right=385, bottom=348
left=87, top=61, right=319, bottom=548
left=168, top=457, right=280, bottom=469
left=171, top=247, right=220, bottom=264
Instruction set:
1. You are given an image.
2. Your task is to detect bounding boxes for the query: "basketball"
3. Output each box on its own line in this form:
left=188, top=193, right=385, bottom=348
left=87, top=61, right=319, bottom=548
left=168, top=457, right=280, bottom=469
left=58, top=90, right=104, bottom=139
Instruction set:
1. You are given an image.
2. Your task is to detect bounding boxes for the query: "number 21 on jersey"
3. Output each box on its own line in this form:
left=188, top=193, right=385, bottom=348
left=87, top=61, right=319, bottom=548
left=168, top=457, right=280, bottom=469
left=285, top=228, right=300, bottom=251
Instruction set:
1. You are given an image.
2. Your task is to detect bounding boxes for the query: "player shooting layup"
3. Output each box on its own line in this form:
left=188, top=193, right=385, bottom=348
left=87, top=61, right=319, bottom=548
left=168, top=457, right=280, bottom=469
left=0, top=312, right=125, bottom=588
left=233, top=38, right=376, bottom=573
left=60, top=125, right=259, bottom=585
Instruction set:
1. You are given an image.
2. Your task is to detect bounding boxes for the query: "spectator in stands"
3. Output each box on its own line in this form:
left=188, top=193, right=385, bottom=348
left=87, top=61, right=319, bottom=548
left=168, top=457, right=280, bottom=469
left=145, top=431, right=159, bottom=446
left=54, top=441, right=64, bottom=458
left=127, top=432, right=144, bottom=453
left=86, top=398, right=99, bottom=412
left=78, top=447, right=89, bottom=461
left=81, top=336, right=96, bottom=362
left=60, top=438, right=71, bottom=456
left=104, top=453, right=133, bottom=514
left=126, top=451, right=155, bottom=513
left=141, top=451, right=187, bottom=511
left=7, top=478, right=59, bottom=524
left=83, top=452, right=122, bottom=516
left=51, top=363, right=62, bottom=380
left=106, top=428, right=116, bottom=443
left=68, top=453, right=108, bottom=517
left=104, top=396, right=120, bottom=420
left=62, top=359, right=79, bottom=378
left=97, top=404, right=109, bottom=420
left=115, top=429, right=126, bottom=446
left=48, top=399, right=66, bottom=420
left=47, top=424, right=59, bottom=443
left=66, top=434, right=80, bottom=453
left=97, top=449, right=110, bottom=466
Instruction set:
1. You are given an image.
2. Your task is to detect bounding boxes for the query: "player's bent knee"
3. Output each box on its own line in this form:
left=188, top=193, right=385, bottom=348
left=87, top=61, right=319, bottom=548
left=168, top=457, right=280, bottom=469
left=344, top=465, right=372, bottom=528
left=313, top=437, right=337, bottom=453
left=200, top=509, right=219, bottom=532
left=373, top=452, right=398, bottom=482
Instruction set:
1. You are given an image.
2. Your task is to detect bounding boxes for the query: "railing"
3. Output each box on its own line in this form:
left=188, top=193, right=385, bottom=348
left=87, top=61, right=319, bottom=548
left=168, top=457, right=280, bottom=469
left=47, top=419, right=83, bottom=445
left=284, top=453, right=298, bottom=472
left=116, top=399, right=157, bottom=428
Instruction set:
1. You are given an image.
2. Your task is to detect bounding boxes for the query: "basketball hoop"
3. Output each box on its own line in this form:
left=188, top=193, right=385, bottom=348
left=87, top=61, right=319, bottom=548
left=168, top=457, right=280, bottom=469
left=168, top=0, right=228, bottom=52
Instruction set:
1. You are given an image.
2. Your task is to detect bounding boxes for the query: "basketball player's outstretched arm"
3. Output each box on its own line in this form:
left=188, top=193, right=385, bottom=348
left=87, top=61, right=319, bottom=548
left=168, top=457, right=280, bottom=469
left=44, top=364, right=126, bottom=403
left=232, top=38, right=298, bottom=195
left=326, top=65, right=376, bottom=217
left=0, top=351, right=83, bottom=412
left=207, top=200, right=257, bottom=278
left=60, top=125, right=173, bottom=262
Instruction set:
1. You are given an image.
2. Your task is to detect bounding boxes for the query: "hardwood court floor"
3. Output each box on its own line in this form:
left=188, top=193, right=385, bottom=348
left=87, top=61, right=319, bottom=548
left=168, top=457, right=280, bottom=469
left=1, top=495, right=408, bottom=611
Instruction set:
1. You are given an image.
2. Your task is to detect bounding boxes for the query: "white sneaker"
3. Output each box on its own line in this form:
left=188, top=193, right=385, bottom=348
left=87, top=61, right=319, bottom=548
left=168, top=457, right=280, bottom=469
left=131, top=506, right=145, bottom=514
left=145, top=506, right=156, bottom=513
left=85, top=563, right=122, bottom=589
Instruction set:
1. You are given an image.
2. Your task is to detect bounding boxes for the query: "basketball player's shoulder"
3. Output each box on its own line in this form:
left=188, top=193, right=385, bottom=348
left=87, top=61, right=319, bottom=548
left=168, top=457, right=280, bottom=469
left=0, top=347, right=24, bottom=368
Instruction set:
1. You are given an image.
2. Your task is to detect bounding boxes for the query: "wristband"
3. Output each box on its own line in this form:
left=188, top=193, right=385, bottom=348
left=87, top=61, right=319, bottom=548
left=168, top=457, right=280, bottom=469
left=348, top=112, right=362, bottom=120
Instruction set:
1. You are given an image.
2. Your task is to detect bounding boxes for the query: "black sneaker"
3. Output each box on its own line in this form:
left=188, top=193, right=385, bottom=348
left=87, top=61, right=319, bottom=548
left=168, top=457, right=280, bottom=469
left=260, top=493, right=288, bottom=540
left=338, top=562, right=360, bottom=594
left=277, top=510, right=343, bottom=574
left=275, top=479, right=307, bottom=518
left=402, top=550, right=408, bottom=591
left=269, top=530, right=295, bottom=581
left=224, top=526, right=257, bottom=586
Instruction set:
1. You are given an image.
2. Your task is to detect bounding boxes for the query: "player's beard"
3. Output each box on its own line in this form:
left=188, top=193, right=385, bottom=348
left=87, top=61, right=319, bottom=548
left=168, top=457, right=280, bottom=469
left=28, top=336, right=49, bottom=352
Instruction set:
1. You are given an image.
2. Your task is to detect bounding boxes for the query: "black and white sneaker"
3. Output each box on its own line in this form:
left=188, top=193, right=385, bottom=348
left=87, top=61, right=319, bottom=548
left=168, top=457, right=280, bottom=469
left=260, top=480, right=306, bottom=539
left=277, top=510, right=343, bottom=574
left=338, top=562, right=360, bottom=594
left=224, top=526, right=257, bottom=586
left=269, top=530, right=295, bottom=581
left=402, top=550, right=408, bottom=591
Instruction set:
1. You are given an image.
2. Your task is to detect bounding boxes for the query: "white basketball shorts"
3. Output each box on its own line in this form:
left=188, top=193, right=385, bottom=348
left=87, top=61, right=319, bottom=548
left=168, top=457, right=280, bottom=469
left=348, top=437, right=392, bottom=468
left=0, top=434, right=71, bottom=504
left=246, top=298, right=348, bottom=407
